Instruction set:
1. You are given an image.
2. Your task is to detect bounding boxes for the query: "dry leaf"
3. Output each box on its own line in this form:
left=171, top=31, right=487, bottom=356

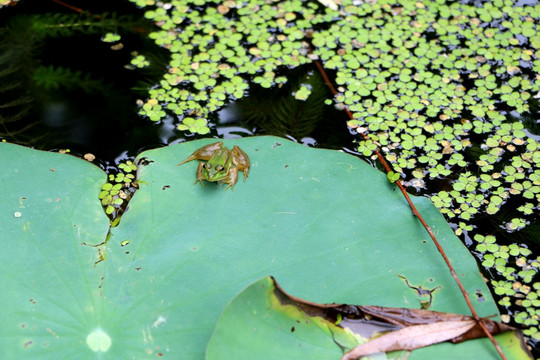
left=358, top=305, right=514, bottom=343
left=271, top=278, right=519, bottom=356
left=341, top=320, right=476, bottom=360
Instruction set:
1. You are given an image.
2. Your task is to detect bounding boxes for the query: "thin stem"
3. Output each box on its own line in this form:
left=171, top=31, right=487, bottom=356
left=50, top=0, right=84, bottom=13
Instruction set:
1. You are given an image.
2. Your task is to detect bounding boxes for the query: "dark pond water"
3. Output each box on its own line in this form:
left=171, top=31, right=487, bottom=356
left=0, top=0, right=354, bottom=167
left=0, top=0, right=168, bottom=166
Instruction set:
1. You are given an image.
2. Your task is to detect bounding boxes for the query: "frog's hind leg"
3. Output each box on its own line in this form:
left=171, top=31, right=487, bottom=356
left=222, top=167, right=239, bottom=191
left=194, top=162, right=206, bottom=186
left=232, top=145, right=250, bottom=181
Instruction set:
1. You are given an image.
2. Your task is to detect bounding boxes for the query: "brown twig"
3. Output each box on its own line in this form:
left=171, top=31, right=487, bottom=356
left=49, top=0, right=148, bottom=33
left=313, top=58, right=507, bottom=360
left=50, top=0, right=84, bottom=13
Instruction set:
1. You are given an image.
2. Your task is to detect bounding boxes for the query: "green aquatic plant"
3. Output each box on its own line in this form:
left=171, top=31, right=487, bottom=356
left=177, top=116, right=211, bottom=134
left=474, top=231, right=540, bottom=340
left=235, top=69, right=330, bottom=139
left=0, top=8, right=152, bottom=148
left=98, top=160, right=137, bottom=219
left=32, top=65, right=108, bottom=93
left=130, top=53, right=150, bottom=68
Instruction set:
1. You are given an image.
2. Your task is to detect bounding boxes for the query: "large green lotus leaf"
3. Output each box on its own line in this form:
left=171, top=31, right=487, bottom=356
left=103, top=136, right=508, bottom=358
left=0, top=137, right=525, bottom=359
left=0, top=143, right=109, bottom=358
left=207, top=277, right=530, bottom=359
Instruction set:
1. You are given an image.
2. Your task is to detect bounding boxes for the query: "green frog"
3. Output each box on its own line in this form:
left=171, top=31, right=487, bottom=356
left=177, top=142, right=250, bottom=191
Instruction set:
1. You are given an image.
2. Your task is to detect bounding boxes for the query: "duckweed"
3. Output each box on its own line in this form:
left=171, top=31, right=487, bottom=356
left=99, top=160, right=138, bottom=220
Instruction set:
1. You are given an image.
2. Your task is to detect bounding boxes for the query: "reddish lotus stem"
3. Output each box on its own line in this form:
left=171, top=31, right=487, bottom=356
left=50, top=0, right=147, bottom=33
left=313, top=58, right=507, bottom=360
left=50, top=0, right=84, bottom=13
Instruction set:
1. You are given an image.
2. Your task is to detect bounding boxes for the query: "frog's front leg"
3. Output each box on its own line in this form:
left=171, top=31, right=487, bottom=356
left=222, top=166, right=239, bottom=191
left=231, top=145, right=250, bottom=182
left=177, top=142, right=224, bottom=166
left=194, top=162, right=206, bottom=186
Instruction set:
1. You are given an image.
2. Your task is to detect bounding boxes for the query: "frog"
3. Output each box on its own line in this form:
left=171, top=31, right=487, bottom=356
left=177, top=141, right=250, bottom=191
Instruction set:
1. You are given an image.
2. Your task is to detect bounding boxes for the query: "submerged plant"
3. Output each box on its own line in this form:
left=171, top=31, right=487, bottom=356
left=0, top=5, right=155, bottom=151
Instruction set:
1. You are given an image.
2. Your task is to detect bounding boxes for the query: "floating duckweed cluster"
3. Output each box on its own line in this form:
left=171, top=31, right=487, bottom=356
left=475, top=233, right=540, bottom=338
left=101, top=32, right=121, bottom=43
left=430, top=137, right=539, bottom=222
left=133, top=0, right=326, bottom=134
left=129, top=0, right=540, bottom=344
left=131, top=53, right=150, bottom=68
left=177, top=117, right=211, bottom=134
left=98, top=161, right=137, bottom=219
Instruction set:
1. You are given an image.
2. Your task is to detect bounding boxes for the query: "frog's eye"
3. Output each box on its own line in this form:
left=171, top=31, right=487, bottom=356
left=204, top=163, right=211, bottom=169
left=217, top=165, right=225, bottom=172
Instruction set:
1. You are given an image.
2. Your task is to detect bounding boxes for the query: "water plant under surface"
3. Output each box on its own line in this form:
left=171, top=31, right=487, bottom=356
left=0, top=0, right=168, bottom=160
